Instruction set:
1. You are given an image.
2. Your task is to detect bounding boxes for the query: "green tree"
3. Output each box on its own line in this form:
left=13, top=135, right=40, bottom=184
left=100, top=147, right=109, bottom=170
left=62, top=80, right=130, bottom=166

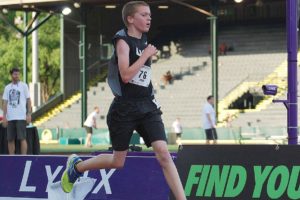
left=0, top=12, right=60, bottom=102
left=0, top=29, right=23, bottom=91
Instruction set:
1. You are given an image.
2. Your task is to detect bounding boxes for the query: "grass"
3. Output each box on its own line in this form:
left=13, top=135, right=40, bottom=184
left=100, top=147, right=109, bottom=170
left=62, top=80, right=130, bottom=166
left=40, top=144, right=180, bottom=154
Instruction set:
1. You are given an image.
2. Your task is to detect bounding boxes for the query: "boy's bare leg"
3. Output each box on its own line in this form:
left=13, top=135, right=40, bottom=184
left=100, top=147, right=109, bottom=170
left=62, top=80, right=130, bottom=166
left=152, top=140, right=186, bottom=200
left=20, top=139, right=28, bottom=154
left=61, top=150, right=127, bottom=193
left=85, top=133, right=92, bottom=147
left=76, top=150, right=128, bottom=172
left=8, top=140, right=15, bottom=154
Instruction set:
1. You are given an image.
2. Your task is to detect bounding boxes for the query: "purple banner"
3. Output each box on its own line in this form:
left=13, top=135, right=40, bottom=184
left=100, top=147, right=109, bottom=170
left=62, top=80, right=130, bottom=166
left=0, top=153, right=170, bottom=200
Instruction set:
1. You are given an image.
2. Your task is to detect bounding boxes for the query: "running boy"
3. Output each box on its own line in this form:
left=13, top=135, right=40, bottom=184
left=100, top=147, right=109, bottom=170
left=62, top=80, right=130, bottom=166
left=61, top=1, right=186, bottom=199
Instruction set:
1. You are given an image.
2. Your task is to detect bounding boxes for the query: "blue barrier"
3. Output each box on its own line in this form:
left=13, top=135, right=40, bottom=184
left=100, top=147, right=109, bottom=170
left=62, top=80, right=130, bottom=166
left=0, top=153, right=171, bottom=200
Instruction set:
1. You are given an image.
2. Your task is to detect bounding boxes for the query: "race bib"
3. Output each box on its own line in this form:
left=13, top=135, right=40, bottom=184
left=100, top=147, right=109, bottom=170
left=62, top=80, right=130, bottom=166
left=129, top=65, right=151, bottom=87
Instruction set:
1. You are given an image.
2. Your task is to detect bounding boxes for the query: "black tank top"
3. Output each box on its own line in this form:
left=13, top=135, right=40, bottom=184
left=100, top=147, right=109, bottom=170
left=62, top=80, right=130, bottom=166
left=108, top=29, right=154, bottom=99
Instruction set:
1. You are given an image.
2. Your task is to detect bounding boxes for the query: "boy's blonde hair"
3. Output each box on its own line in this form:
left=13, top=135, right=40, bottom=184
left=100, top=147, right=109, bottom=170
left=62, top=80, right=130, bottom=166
left=122, top=1, right=149, bottom=27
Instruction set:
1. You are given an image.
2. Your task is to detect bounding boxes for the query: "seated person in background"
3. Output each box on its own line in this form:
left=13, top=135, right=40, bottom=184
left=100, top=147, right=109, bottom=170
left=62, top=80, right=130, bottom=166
left=219, top=42, right=228, bottom=55
left=162, top=71, right=173, bottom=85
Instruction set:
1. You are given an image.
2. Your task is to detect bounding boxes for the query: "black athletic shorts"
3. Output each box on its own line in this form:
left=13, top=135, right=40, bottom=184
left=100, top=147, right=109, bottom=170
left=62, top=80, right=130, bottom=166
left=107, top=96, right=167, bottom=151
left=7, top=120, right=27, bottom=141
left=205, top=128, right=218, bottom=140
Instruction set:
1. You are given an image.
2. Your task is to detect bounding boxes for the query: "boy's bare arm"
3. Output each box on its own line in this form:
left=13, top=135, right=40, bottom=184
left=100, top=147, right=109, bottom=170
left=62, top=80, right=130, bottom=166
left=26, top=98, right=32, bottom=123
left=93, top=117, right=97, bottom=128
left=117, top=39, right=157, bottom=83
left=27, top=98, right=32, bottom=114
left=206, top=113, right=216, bottom=128
left=2, top=100, right=7, bottom=126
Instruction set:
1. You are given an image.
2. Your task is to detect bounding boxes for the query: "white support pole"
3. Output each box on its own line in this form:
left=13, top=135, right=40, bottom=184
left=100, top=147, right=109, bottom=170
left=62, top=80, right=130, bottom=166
left=30, top=12, right=41, bottom=111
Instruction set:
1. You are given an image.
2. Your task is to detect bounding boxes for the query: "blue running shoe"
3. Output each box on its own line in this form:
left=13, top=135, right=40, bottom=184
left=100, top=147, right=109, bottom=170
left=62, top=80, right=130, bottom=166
left=61, top=154, right=83, bottom=193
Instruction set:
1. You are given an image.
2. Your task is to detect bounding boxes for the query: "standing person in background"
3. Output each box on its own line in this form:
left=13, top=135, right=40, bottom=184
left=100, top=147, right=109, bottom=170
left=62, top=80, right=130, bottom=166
left=2, top=67, right=31, bottom=154
left=83, top=106, right=100, bottom=147
left=61, top=1, right=186, bottom=199
left=172, top=117, right=183, bottom=141
left=202, top=95, right=218, bottom=144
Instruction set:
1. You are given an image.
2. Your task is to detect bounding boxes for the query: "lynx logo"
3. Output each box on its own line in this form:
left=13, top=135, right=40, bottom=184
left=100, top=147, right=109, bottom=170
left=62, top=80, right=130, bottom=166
left=136, top=48, right=144, bottom=56
left=19, top=160, right=116, bottom=194
left=185, top=165, right=300, bottom=199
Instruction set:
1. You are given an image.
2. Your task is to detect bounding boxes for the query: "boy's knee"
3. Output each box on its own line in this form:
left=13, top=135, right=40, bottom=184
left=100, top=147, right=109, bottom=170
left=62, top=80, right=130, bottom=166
left=156, top=148, right=172, bottom=165
left=111, top=160, right=125, bottom=169
left=20, top=139, right=27, bottom=143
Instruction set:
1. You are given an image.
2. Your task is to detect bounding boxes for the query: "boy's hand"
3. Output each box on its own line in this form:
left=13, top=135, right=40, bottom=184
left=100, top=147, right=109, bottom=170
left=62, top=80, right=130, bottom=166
left=143, top=44, right=158, bottom=58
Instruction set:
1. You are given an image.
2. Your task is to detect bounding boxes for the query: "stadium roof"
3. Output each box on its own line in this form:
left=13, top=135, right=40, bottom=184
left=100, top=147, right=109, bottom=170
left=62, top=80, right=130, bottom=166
left=0, top=0, right=174, bottom=13
left=0, top=0, right=69, bottom=13
left=0, top=0, right=210, bottom=12
left=0, top=0, right=284, bottom=16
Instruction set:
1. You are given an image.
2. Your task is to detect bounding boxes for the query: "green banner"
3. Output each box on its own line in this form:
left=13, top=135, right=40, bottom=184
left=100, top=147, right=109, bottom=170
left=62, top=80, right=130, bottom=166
left=173, top=145, right=300, bottom=199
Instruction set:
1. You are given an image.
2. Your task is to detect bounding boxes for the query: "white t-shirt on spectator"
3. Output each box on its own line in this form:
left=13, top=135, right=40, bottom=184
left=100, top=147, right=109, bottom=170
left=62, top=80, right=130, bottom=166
left=172, top=120, right=182, bottom=134
left=84, top=111, right=97, bottom=127
left=2, top=81, right=30, bottom=121
left=202, top=102, right=216, bottom=130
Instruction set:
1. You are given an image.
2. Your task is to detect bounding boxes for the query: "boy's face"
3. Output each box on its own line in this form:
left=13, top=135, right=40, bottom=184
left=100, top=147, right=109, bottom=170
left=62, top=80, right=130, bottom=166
left=208, top=97, right=214, bottom=105
left=11, top=71, right=20, bottom=82
left=128, top=5, right=151, bottom=33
